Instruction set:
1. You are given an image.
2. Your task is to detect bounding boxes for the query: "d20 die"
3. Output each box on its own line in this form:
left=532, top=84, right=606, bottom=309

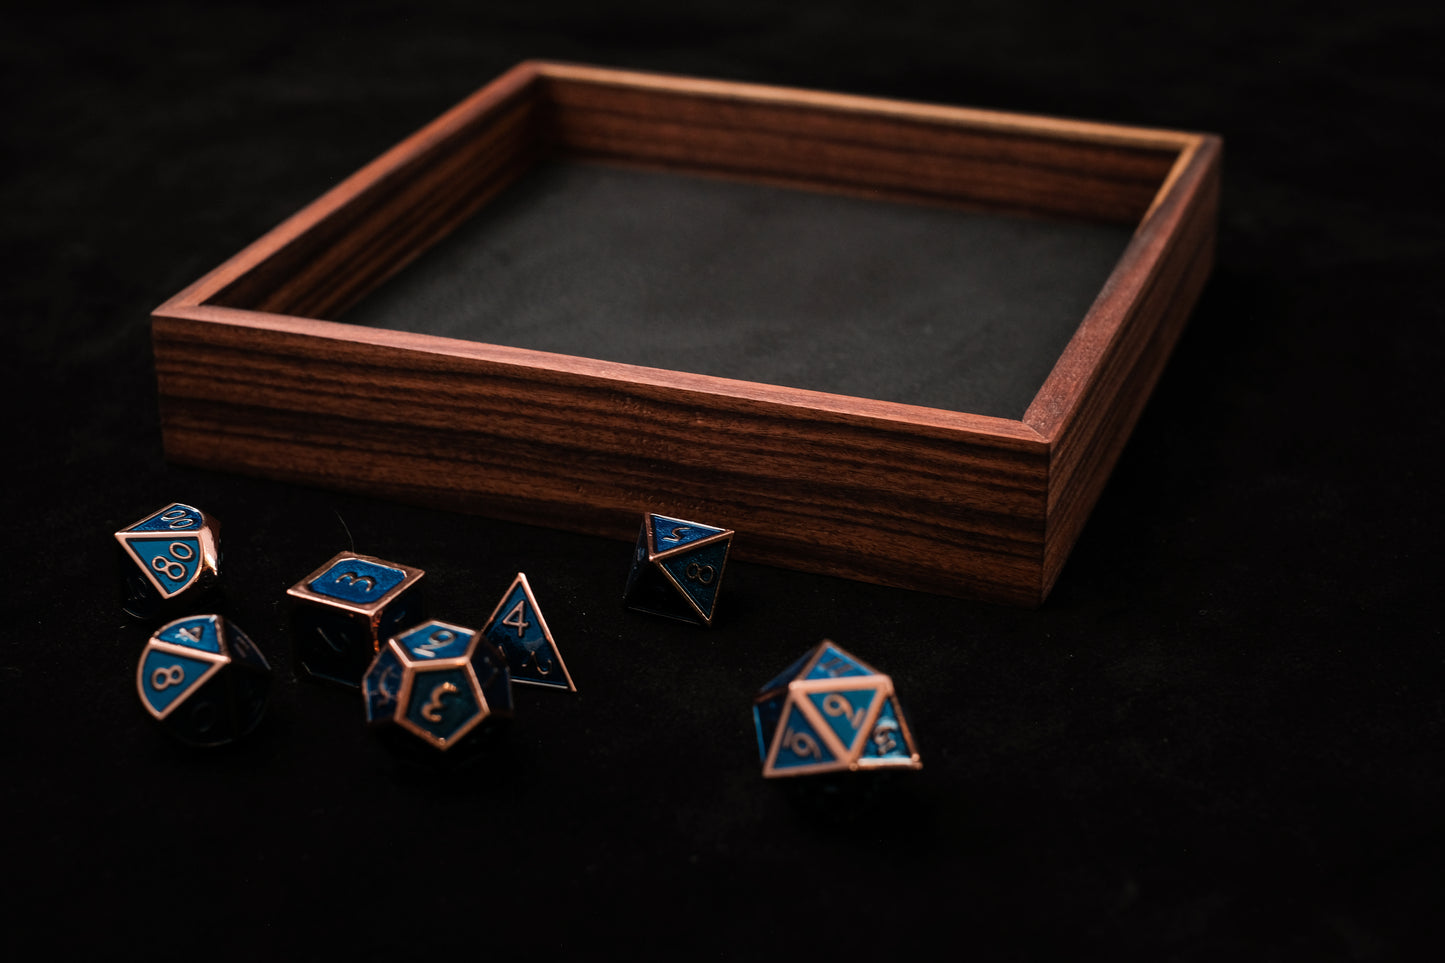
left=287, top=552, right=425, bottom=687
left=115, top=502, right=222, bottom=621
left=482, top=573, right=575, bottom=692
left=362, top=619, right=513, bottom=751
left=623, top=513, right=733, bottom=626
left=753, top=640, right=921, bottom=778
left=137, top=614, right=271, bottom=746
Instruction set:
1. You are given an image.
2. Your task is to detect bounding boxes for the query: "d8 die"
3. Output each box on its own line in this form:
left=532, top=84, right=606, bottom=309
left=287, top=552, right=425, bottom=687
left=137, top=614, right=271, bottom=746
left=623, top=513, right=733, bottom=626
left=754, top=640, right=921, bottom=778
left=362, top=619, right=513, bottom=751
left=114, top=502, right=222, bottom=621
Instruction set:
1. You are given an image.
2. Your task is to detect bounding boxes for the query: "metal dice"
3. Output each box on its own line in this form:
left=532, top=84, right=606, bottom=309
left=623, top=513, right=733, bottom=625
left=115, top=502, right=221, bottom=620
left=754, top=641, right=921, bottom=777
left=363, top=620, right=513, bottom=750
left=137, top=615, right=271, bottom=746
left=287, top=552, right=425, bottom=687
left=483, top=573, right=575, bottom=691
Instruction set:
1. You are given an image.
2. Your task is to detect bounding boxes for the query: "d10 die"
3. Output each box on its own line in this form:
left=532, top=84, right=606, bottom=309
left=483, top=573, right=576, bottom=692
left=115, top=502, right=221, bottom=621
left=754, top=640, right=921, bottom=778
left=362, top=619, right=513, bottom=751
left=287, top=552, right=425, bottom=687
left=137, top=614, right=271, bottom=746
left=623, top=513, right=733, bottom=626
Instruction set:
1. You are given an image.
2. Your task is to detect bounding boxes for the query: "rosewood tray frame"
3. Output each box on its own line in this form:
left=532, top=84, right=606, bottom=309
left=153, top=61, right=1221, bottom=605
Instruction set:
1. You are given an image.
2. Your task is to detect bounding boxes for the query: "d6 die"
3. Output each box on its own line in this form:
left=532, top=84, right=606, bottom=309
left=754, top=641, right=921, bottom=778
left=363, top=619, right=513, bottom=751
left=137, top=614, right=271, bottom=746
left=623, top=513, right=733, bottom=626
left=115, top=502, right=221, bottom=621
left=287, top=552, right=425, bottom=687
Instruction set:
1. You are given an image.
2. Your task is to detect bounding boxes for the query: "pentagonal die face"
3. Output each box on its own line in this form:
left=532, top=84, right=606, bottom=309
left=115, top=503, right=222, bottom=620
left=363, top=621, right=509, bottom=751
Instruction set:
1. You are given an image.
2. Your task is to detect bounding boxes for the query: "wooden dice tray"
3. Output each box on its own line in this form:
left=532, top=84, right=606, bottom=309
left=152, top=61, right=1221, bottom=605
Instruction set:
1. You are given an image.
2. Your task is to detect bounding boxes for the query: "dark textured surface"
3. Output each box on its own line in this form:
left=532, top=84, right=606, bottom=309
left=344, top=160, right=1134, bottom=417
left=4, top=2, right=1442, bottom=958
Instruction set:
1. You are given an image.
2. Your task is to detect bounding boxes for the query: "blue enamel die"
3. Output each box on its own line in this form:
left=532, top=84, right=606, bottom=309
left=114, top=502, right=222, bottom=621
left=753, top=641, right=921, bottom=778
left=623, top=513, right=734, bottom=626
left=137, top=614, right=271, bottom=746
left=482, top=573, right=576, bottom=692
left=362, top=619, right=513, bottom=751
left=287, top=552, right=426, bottom=687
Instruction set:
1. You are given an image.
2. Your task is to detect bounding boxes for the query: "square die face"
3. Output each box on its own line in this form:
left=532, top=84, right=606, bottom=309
left=307, top=557, right=408, bottom=607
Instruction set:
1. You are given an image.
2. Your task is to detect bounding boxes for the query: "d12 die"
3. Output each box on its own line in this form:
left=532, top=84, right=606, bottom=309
left=362, top=619, right=513, bottom=751
left=623, top=513, right=733, bottom=626
left=287, top=552, right=425, bottom=687
left=137, top=614, right=271, bottom=746
left=114, top=502, right=222, bottom=621
left=482, top=573, right=576, bottom=692
left=754, top=640, right=922, bottom=778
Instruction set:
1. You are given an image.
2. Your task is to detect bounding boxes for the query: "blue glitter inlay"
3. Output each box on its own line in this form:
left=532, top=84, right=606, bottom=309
left=807, top=687, right=877, bottom=753
left=771, top=702, right=836, bottom=770
left=124, top=536, right=202, bottom=594
left=156, top=615, right=222, bottom=654
left=362, top=645, right=406, bottom=723
left=309, top=557, right=406, bottom=605
left=139, top=648, right=215, bottom=716
left=803, top=643, right=872, bottom=681
left=404, top=666, right=482, bottom=744
left=128, top=504, right=204, bottom=533
left=658, top=539, right=728, bottom=620
left=395, top=621, right=474, bottom=662
left=650, top=515, right=724, bottom=552
left=860, top=698, right=912, bottom=761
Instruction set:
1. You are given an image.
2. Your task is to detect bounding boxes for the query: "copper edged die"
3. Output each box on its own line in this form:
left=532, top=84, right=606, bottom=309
left=482, top=572, right=576, bottom=692
left=137, top=614, right=271, bottom=747
left=114, top=502, right=222, bottom=621
left=623, top=513, right=733, bottom=626
left=362, top=619, right=513, bottom=751
left=754, top=641, right=921, bottom=778
left=286, top=551, right=425, bottom=687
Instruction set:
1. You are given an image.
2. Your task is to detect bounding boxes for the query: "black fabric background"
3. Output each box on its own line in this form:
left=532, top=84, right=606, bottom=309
left=3, top=2, right=1441, bottom=958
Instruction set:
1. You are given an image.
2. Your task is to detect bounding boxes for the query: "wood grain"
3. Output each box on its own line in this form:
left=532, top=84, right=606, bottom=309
left=152, top=61, right=1221, bottom=604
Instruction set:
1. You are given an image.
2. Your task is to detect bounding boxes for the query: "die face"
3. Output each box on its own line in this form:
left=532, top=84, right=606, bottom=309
left=655, top=536, right=730, bottom=624
left=648, top=514, right=727, bottom=554
left=398, top=665, right=485, bottom=749
left=362, top=641, right=408, bottom=723
left=287, top=552, right=423, bottom=615
left=483, top=574, right=575, bottom=691
left=804, top=686, right=881, bottom=755
left=855, top=696, right=920, bottom=768
left=394, top=620, right=474, bottom=663
left=138, top=644, right=225, bottom=720
left=766, top=699, right=844, bottom=775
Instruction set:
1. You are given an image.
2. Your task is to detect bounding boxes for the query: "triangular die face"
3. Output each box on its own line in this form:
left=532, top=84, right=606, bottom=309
left=753, top=693, right=787, bottom=763
left=649, top=515, right=724, bottom=554
left=657, top=538, right=728, bottom=622
left=767, top=701, right=839, bottom=773
left=126, top=503, right=205, bottom=534
left=858, top=697, right=918, bottom=765
left=484, top=575, right=574, bottom=691
left=395, top=621, right=475, bottom=663
left=138, top=646, right=222, bottom=720
left=803, top=641, right=875, bottom=681
left=807, top=686, right=880, bottom=756
left=222, top=624, right=270, bottom=671
left=121, top=535, right=203, bottom=598
left=156, top=615, right=223, bottom=655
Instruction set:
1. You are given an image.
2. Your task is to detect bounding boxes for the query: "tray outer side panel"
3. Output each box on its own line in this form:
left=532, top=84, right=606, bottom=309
left=152, top=312, right=1051, bottom=604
